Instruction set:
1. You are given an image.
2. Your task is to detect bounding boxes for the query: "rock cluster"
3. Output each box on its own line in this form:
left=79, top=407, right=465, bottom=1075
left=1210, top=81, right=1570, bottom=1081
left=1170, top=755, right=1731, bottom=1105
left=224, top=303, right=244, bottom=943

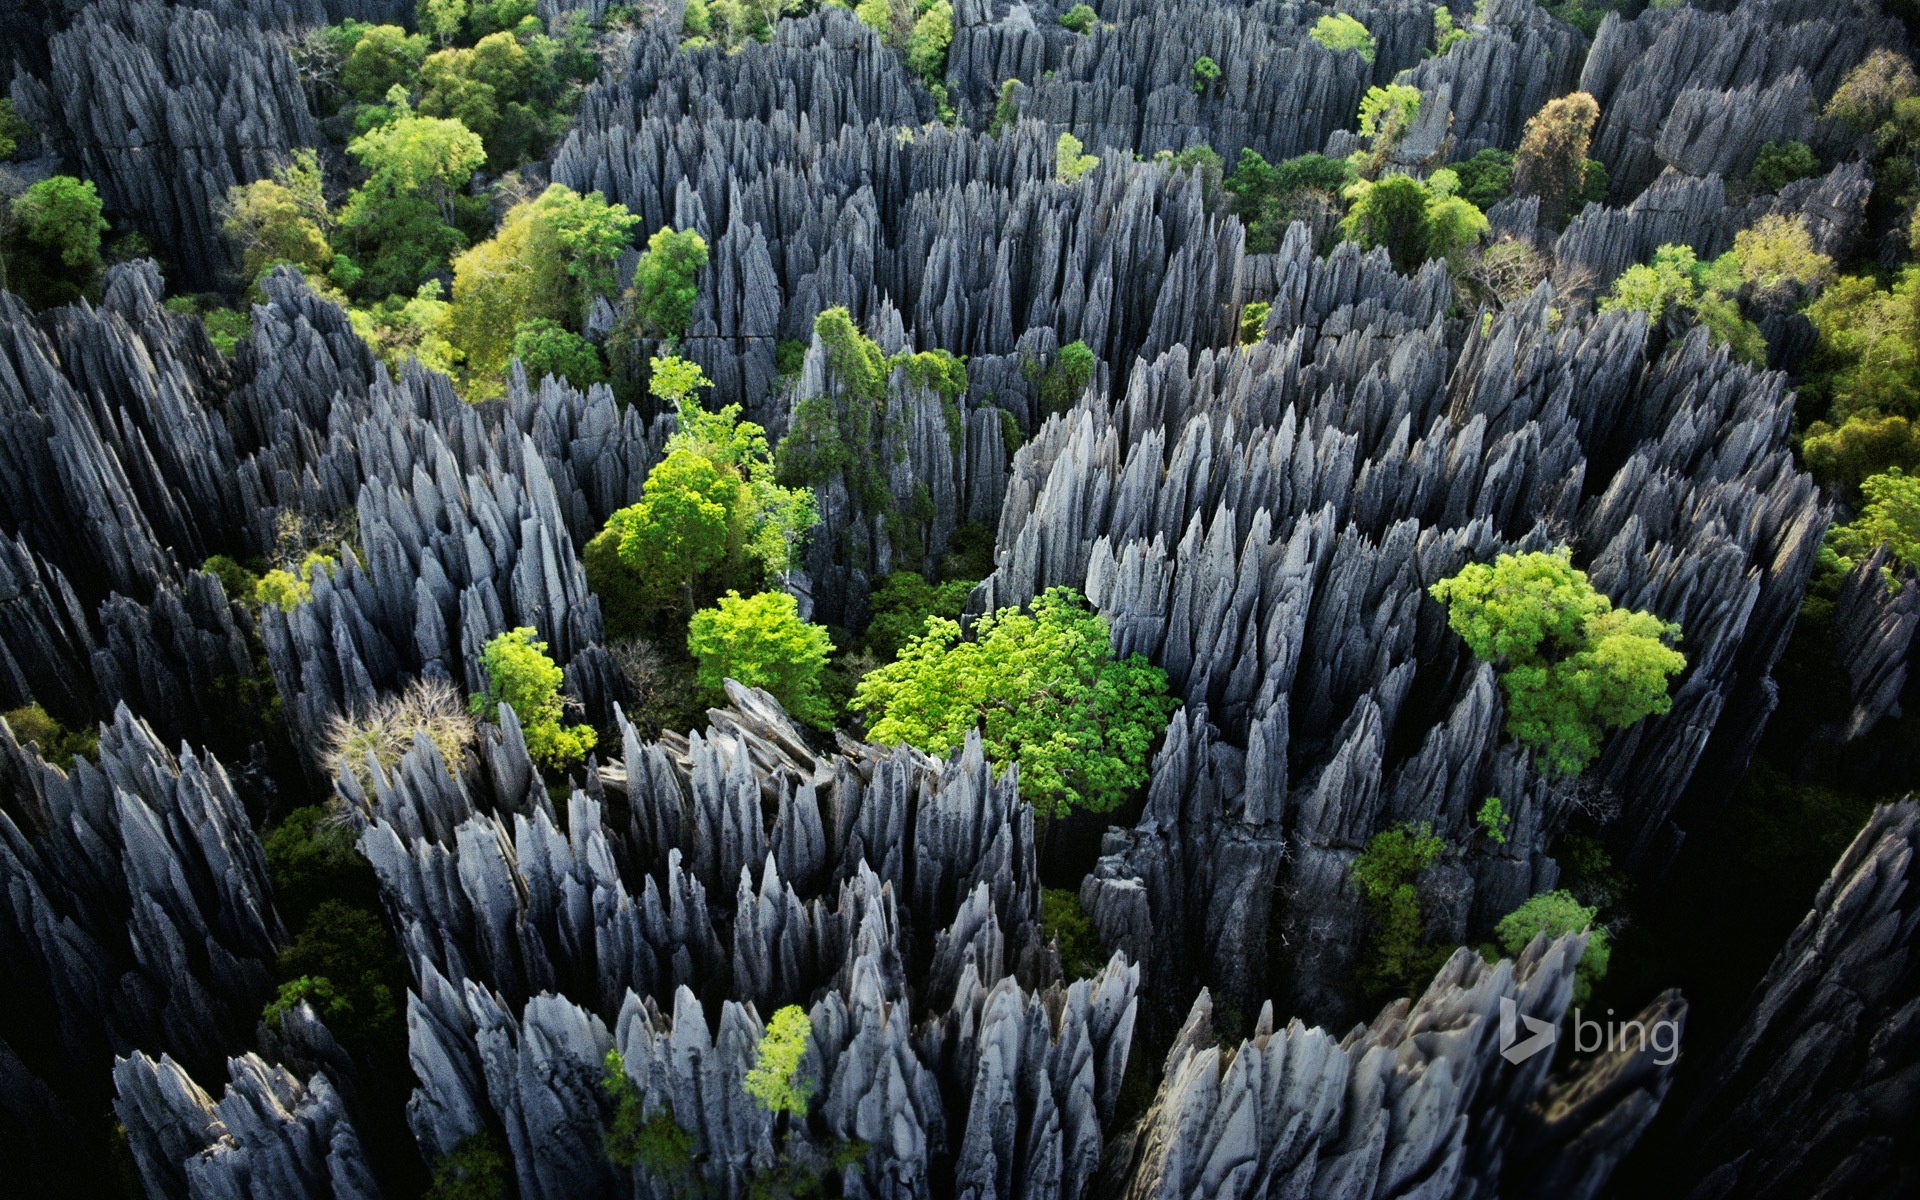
left=972, top=223, right=1824, bottom=1029
left=0, top=706, right=284, bottom=1186
left=1579, top=0, right=1905, bottom=202
left=13, top=0, right=321, bottom=289
left=1677, top=799, right=1920, bottom=1200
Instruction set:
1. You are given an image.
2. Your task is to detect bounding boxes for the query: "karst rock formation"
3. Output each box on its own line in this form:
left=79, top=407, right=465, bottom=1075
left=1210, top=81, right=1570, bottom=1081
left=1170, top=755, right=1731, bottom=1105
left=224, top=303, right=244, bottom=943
left=2, top=0, right=1918, bottom=1197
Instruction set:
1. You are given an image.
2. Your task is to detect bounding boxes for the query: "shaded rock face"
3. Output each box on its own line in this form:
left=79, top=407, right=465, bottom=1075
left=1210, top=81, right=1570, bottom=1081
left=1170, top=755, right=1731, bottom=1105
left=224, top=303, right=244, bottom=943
left=1676, top=799, right=1920, bottom=1200
left=0, top=706, right=284, bottom=1162
left=114, top=1048, right=382, bottom=1200
left=13, top=0, right=322, bottom=290
left=1578, top=0, right=1905, bottom=202
left=1112, top=939, right=1682, bottom=1200
left=554, top=13, right=1247, bottom=421
left=973, top=222, right=1823, bottom=1032
left=1396, top=0, right=1588, bottom=161
left=0, top=262, right=670, bottom=768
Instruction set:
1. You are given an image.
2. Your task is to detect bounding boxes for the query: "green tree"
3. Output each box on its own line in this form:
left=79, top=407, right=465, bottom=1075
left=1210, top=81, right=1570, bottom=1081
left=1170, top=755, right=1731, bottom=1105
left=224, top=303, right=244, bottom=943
left=865, top=570, right=975, bottom=659
left=1429, top=549, right=1686, bottom=775
left=906, top=1, right=954, bottom=86
left=450, top=185, right=636, bottom=390
left=744, top=1005, right=816, bottom=1118
left=1239, top=300, right=1271, bottom=344
left=468, top=627, right=597, bottom=766
left=1732, top=214, right=1833, bottom=293
left=1056, top=132, right=1099, bottom=184
left=255, top=552, right=339, bottom=612
left=1351, top=822, right=1445, bottom=998
left=417, top=0, right=468, bottom=45
left=852, top=587, right=1178, bottom=816
left=1452, top=147, right=1514, bottom=210
left=649, top=353, right=711, bottom=406
left=1476, top=796, right=1511, bottom=846
left=1191, top=55, right=1220, bottom=94
left=224, top=151, right=333, bottom=282
left=1058, top=3, right=1096, bottom=34
left=7, top=175, right=107, bottom=306
left=513, top=318, right=604, bottom=387
left=1747, top=140, right=1820, bottom=194
left=1600, top=242, right=1766, bottom=366
left=630, top=226, right=710, bottom=338
left=1431, top=5, right=1469, bottom=56
left=1225, top=149, right=1351, bottom=252
left=341, top=25, right=428, bottom=103
left=613, top=450, right=737, bottom=602
left=1310, top=12, right=1375, bottom=63
left=1340, top=173, right=1431, bottom=271
left=346, top=115, right=487, bottom=219
left=1496, top=890, right=1611, bottom=1006
left=1512, top=91, right=1600, bottom=225
left=424, top=1133, right=509, bottom=1200
left=1827, top=468, right=1920, bottom=578
left=273, top=899, right=402, bottom=1045
left=1352, top=84, right=1420, bottom=178
left=686, top=590, right=835, bottom=726
left=350, top=280, right=460, bottom=373
left=1034, top=338, right=1096, bottom=415
left=1422, top=169, right=1490, bottom=269
left=1823, top=48, right=1918, bottom=134
left=1801, top=267, right=1920, bottom=485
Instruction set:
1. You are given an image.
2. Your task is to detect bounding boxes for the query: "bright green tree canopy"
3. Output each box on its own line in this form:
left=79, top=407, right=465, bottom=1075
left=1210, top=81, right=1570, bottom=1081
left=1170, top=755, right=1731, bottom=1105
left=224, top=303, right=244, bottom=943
left=631, top=225, right=709, bottom=338
left=851, top=586, right=1178, bottom=816
left=687, top=590, right=835, bottom=727
left=1430, top=548, right=1686, bottom=775
left=13, top=175, right=107, bottom=268
left=468, top=627, right=597, bottom=766
left=1495, top=889, right=1611, bottom=1006
left=743, top=1004, right=815, bottom=1117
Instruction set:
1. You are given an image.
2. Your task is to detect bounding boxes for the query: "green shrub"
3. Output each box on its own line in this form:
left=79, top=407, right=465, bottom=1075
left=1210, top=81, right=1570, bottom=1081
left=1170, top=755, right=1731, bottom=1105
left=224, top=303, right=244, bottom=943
left=2, top=703, right=98, bottom=770
left=630, top=225, right=710, bottom=339
left=744, top=1005, right=815, bottom=1117
left=1041, top=887, right=1109, bottom=978
left=1058, top=3, right=1096, bottom=34
left=1495, top=890, right=1610, bottom=1006
left=1429, top=549, right=1686, bottom=775
left=1056, top=132, right=1099, bottom=183
left=1476, top=796, right=1511, bottom=846
left=1351, top=822, right=1445, bottom=998
left=469, top=627, right=597, bottom=767
left=602, top=1050, right=700, bottom=1179
left=1033, top=338, right=1096, bottom=415
left=852, top=586, right=1177, bottom=817
left=1310, top=12, right=1375, bottom=63
left=1238, top=300, right=1271, bottom=344
left=425, top=1133, right=509, bottom=1200
left=1452, top=147, right=1514, bottom=210
left=1190, top=55, right=1220, bottom=94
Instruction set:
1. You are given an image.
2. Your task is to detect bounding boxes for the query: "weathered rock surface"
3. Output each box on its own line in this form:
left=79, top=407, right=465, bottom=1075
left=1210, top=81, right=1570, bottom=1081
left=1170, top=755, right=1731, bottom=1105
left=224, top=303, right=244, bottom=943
left=1678, top=799, right=1920, bottom=1200
left=14, top=0, right=322, bottom=289
left=980, top=224, right=1823, bottom=1029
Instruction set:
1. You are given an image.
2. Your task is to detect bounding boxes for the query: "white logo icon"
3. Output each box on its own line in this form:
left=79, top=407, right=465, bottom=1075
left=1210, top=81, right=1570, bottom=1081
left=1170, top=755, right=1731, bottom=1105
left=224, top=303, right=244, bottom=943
left=1499, top=996, right=1556, bottom=1063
